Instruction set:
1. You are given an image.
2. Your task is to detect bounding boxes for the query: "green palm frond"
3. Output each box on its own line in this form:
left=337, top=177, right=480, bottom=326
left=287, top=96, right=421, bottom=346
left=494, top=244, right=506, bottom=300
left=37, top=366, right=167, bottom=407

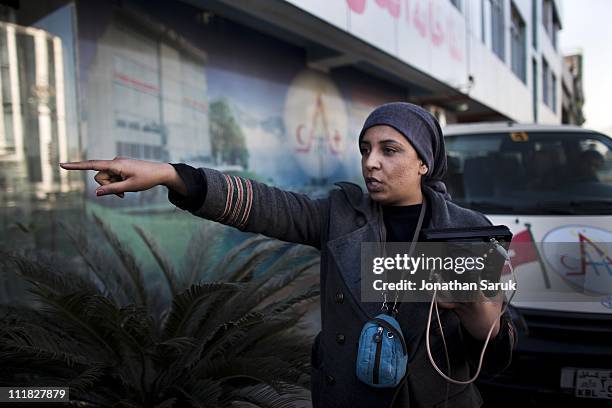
left=91, top=213, right=148, bottom=307
left=223, top=239, right=288, bottom=283
left=248, top=245, right=319, bottom=291
left=0, top=307, right=96, bottom=363
left=200, top=278, right=318, bottom=343
left=228, top=317, right=310, bottom=363
left=224, top=383, right=309, bottom=408
left=186, top=378, right=224, bottom=407
left=217, top=356, right=305, bottom=389
left=0, top=324, right=92, bottom=368
left=259, top=285, right=320, bottom=317
left=206, top=235, right=270, bottom=282
left=199, top=311, right=265, bottom=362
left=181, top=222, right=226, bottom=287
left=3, top=209, right=320, bottom=406
left=0, top=346, right=88, bottom=374
left=133, top=225, right=179, bottom=298
left=67, top=363, right=107, bottom=393
left=59, top=220, right=130, bottom=304
left=3, top=250, right=100, bottom=297
left=162, top=283, right=241, bottom=339
left=250, top=258, right=319, bottom=309
left=25, top=286, right=121, bottom=360
left=256, top=244, right=320, bottom=281
left=191, top=245, right=318, bottom=341
left=154, top=337, right=197, bottom=364
left=116, top=303, right=156, bottom=349
left=153, top=397, right=178, bottom=408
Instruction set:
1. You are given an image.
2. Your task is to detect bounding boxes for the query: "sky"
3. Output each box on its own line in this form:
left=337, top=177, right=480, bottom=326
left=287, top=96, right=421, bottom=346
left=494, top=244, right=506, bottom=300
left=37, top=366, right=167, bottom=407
left=559, top=0, right=612, bottom=135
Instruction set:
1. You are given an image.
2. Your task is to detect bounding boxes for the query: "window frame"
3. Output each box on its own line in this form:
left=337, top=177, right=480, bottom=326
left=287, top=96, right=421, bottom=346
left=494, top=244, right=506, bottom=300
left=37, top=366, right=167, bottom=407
left=510, top=2, right=527, bottom=83
left=490, top=0, right=506, bottom=62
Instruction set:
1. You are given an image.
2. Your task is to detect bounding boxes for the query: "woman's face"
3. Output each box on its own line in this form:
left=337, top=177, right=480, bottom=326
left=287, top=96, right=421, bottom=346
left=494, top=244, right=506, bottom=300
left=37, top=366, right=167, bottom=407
left=360, top=125, right=427, bottom=205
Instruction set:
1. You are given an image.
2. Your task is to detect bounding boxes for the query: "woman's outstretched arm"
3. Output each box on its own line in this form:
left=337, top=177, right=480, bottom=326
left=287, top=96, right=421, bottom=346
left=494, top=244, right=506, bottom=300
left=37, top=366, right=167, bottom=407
left=59, top=158, right=328, bottom=249
left=171, top=164, right=328, bottom=249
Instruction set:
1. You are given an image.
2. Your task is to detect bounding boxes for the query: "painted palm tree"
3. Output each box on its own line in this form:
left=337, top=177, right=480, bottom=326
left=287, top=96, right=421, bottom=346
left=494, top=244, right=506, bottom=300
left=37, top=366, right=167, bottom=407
left=0, top=213, right=320, bottom=407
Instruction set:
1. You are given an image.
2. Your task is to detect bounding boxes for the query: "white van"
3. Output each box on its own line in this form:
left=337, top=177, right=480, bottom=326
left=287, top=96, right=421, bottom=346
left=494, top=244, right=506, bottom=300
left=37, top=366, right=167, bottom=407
left=443, top=123, right=612, bottom=405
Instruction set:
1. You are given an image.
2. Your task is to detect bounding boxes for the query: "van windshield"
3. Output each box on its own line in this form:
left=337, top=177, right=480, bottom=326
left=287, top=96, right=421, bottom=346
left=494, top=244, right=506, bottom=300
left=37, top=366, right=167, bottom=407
left=443, top=132, right=612, bottom=215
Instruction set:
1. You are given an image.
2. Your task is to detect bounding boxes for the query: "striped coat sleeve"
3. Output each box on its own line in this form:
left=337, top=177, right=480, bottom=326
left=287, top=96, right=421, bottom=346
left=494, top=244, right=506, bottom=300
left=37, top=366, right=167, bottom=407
left=189, top=167, right=329, bottom=249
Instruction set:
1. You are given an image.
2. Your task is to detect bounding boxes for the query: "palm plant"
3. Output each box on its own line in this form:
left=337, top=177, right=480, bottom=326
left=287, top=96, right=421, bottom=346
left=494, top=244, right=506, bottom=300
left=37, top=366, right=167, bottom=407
left=0, top=212, right=320, bottom=407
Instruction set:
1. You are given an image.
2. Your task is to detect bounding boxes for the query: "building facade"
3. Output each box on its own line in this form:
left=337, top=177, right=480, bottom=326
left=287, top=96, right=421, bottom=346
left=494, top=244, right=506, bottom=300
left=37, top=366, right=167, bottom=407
left=202, top=0, right=564, bottom=125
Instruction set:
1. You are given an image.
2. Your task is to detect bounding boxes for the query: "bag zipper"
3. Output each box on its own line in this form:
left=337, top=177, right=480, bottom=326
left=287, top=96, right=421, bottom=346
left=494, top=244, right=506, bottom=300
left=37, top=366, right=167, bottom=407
left=372, top=326, right=383, bottom=384
left=372, top=318, right=407, bottom=355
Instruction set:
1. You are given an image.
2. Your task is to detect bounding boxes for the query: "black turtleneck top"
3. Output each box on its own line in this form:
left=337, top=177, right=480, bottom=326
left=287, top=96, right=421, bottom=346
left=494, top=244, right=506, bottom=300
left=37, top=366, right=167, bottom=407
left=382, top=202, right=431, bottom=242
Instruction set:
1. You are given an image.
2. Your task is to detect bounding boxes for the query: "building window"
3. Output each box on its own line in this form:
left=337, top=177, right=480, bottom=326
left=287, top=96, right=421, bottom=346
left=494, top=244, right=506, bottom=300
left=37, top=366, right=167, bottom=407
left=541, top=57, right=557, bottom=112
left=481, top=0, right=486, bottom=43
left=552, top=19, right=560, bottom=49
left=551, top=72, right=557, bottom=113
left=542, top=57, right=549, bottom=107
left=532, top=58, right=538, bottom=122
left=542, top=0, right=560, bottom=49
left=510, top=2, right=526, bottom=83
left=542, top=0, right=551, bottom=35
left=532, top=0, right=537, bottom=48
left=490, top=0, right=505, bottom=61
left=449, top=0, right=462, bottom=12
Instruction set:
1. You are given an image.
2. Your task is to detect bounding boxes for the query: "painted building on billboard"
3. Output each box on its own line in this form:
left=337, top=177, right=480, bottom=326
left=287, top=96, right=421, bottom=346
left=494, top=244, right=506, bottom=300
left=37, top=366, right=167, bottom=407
left=81, top=8, right=212, bottom=205
left=0, top=22, right=72, bottom=202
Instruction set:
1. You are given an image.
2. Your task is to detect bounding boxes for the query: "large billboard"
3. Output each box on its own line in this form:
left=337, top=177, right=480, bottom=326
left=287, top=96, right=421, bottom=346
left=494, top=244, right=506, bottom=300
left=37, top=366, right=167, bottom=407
left=77, top=0, right=406, bottom=205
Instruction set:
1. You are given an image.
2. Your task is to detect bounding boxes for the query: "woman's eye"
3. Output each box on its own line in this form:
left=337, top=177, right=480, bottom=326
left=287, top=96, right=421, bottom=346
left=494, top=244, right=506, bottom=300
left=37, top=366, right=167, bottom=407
left=384, top=148, right=396, bottom=154
left=359, top=148, right=369, bottom=155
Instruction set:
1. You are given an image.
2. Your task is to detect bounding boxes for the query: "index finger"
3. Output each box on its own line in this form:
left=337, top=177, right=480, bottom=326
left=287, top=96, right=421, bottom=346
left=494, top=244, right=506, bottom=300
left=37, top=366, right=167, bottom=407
left=59, top=160, right=116, bottom=171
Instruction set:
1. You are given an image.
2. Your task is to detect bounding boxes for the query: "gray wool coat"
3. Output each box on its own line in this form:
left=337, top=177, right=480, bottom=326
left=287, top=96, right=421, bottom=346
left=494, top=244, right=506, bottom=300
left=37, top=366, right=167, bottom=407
left=173, top=167, right=516, bottom=408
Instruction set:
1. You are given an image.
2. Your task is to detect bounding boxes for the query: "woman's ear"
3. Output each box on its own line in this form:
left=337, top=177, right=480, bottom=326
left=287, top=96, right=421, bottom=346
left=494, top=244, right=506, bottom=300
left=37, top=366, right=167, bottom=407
left=419, top=162, right=428, bottom=175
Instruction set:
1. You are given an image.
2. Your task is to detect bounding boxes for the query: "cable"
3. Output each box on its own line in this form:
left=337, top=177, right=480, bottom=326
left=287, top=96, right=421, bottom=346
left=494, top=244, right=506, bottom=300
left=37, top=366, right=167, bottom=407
left=434, top=298, right=451, bottom=408
left=425, top=240, right=518, bottom=385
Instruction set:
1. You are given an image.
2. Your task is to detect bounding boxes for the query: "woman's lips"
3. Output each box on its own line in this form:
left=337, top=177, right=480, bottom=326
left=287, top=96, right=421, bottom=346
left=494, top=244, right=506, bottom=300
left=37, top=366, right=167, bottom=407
left=366, top=180, right=384, bottom=192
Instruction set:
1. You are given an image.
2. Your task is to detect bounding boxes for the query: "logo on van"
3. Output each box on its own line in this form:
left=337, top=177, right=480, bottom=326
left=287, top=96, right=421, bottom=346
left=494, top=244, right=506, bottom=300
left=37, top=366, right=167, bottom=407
left=541, top=226, right=612, bottom=296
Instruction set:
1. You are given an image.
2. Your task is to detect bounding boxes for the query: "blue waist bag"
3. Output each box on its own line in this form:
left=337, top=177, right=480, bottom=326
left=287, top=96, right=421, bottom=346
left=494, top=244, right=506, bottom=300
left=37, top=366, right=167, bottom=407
left=356, top=313, right=408, bottom=388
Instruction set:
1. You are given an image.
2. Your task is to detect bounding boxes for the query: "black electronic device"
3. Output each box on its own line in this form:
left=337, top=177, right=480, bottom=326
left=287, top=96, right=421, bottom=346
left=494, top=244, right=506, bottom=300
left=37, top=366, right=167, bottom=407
left=420, top=225, right=513, bottom=244
left=419, top=225, right=513, bottom=299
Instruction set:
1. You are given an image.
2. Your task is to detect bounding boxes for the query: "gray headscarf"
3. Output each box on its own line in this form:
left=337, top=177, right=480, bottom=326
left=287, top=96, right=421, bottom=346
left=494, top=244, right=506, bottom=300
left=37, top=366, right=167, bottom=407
left=358, top=102, right=450, bottom=200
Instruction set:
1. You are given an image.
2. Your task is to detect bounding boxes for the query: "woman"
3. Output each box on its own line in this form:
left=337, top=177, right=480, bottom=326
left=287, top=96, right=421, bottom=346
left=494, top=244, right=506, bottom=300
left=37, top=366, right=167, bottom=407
left=60, top=102, right=515, bottom=407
